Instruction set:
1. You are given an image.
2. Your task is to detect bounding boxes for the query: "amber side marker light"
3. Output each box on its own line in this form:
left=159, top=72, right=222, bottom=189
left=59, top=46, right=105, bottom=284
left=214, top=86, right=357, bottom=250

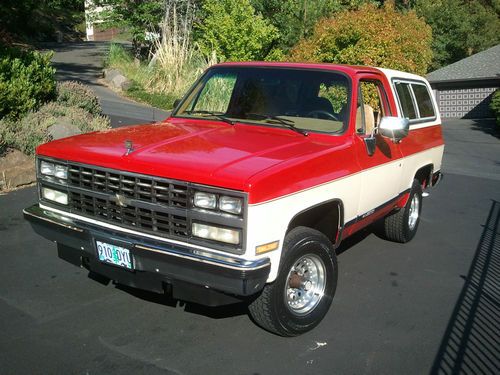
left=256, top=241, right=279, bottom=255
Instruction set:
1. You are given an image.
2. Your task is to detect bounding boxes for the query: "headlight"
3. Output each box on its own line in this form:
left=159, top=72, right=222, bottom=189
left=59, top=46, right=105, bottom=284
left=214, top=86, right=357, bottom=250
left=219, top=196, right=242, bottom=214
left=192, top=223, right=240, bottom=245
left=193, top=192, right=217, bottom=209
left=40, top=161, right=55, bottom=176
left=40, top=160, right=68, bottom=180
left=42, top=187, right=68, bottom=205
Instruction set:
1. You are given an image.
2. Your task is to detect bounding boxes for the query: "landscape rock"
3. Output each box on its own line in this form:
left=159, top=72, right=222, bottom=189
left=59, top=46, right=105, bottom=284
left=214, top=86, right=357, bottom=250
left=0, top=149, right=36, bottom=190
left=111, top=74, right=132, bottom=91
left=48, top=119, right=82, bottom=140
left=103, top=68, right=121, bottom=82
left=103, top=68, right=131, bottom=91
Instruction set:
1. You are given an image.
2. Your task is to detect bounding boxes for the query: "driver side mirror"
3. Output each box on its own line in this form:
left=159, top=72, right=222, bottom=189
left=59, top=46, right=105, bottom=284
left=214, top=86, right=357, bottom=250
left=378, top=116, right=410, bottom=143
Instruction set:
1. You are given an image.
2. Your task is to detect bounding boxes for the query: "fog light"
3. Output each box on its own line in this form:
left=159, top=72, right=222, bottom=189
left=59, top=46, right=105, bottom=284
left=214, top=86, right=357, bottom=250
left=42, top=187, right=68, bottom=205
left=192, top=223, right=240, bottom=245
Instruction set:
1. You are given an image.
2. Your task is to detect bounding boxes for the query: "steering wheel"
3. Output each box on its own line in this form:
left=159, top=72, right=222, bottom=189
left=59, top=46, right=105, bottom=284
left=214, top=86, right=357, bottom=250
left=306, top=110, right=340, bottom=121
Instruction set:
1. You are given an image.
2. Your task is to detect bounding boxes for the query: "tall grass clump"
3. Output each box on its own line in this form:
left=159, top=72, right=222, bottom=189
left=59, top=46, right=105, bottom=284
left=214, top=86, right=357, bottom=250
left=147, top=0, right=217, bottom=99
left=105, top=0, right=217, bottom=109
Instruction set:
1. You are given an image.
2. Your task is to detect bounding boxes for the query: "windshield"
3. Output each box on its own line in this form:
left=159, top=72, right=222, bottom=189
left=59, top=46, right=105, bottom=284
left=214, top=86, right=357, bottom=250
left=174, top=66, right=350, bottom=134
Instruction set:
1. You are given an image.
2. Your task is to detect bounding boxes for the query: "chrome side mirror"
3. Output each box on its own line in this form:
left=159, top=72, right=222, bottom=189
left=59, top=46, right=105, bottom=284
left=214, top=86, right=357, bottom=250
left=378, top=116, right=410, bottom=143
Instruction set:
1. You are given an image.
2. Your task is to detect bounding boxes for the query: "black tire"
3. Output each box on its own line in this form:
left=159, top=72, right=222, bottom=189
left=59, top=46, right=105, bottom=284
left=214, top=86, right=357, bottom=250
left=248, top=226, right=338, bottom=336
left=382, top=179, right=423, bottom=243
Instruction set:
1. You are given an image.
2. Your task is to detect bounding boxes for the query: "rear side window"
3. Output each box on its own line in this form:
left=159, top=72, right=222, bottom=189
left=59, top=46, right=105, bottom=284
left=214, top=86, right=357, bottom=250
left=394, top=80, right=436, bottom=121
left=412, top=84, right=435, bottom=118
left=395, top=82, right=417, bottom=119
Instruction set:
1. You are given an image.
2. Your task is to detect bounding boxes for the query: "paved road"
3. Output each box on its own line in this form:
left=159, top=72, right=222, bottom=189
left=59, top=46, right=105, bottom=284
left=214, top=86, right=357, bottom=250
left=40, top=42, right=169, bottom=127
left=1, top=119, right=499, bottom=374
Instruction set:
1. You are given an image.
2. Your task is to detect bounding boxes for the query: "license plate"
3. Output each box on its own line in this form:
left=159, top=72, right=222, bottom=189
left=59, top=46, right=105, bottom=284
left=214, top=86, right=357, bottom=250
left=96, top=240, right=133, bottom=270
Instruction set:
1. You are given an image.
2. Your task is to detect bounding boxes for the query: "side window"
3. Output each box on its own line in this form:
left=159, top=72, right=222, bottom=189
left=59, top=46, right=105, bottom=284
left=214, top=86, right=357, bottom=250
left=356, top=80, right=388, bottom=135
left=411, top=84, right=435, bottom=118
left=394, top=82, right=417, bottom=119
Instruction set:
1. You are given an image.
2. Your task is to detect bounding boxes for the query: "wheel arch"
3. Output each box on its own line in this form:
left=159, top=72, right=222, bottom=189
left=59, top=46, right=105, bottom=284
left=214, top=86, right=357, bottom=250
left=414, top=163, right=434, bottom=188
left=286, top=199, right=344, bottom=248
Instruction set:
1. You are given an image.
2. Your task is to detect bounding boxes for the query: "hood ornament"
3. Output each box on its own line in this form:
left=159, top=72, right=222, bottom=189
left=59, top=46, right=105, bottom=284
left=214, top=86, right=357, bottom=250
left=124, top=140, right=134, bottom=155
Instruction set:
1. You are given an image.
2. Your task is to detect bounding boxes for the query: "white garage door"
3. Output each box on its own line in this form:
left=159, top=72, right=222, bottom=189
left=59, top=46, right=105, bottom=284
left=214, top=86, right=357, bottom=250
left=436, top=87, right=497, bottom=119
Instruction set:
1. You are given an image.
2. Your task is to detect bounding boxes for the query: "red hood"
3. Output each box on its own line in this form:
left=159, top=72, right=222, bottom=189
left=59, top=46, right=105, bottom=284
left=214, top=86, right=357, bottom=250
left=37, top=118, right=347, bottom=193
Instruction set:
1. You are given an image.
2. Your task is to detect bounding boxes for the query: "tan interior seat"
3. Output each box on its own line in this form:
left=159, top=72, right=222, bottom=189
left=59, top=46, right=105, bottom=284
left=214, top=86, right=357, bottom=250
left=356, top=104, right=375, bottom=135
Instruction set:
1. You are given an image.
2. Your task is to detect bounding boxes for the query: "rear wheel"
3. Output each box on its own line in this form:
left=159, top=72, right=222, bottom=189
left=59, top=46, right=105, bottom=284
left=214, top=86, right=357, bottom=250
left=382, top=179, right=423, bottom=243
left=248, top=227, right=338, bottom=336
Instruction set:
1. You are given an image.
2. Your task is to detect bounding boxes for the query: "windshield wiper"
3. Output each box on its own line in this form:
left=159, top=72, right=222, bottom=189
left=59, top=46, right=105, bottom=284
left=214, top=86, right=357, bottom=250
left=246, top=113, right=308, bottom=136
left=185, top=110, right=234, bottom=125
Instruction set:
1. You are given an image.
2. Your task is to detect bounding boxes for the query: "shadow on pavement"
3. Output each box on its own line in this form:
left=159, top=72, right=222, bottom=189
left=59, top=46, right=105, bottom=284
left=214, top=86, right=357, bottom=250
left=431, top=200, right=500, bottom=374
left=469, top=119, right=499, bottom=139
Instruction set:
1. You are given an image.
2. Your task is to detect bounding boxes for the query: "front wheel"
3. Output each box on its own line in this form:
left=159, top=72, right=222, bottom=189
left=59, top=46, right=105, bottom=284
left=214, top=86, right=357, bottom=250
left=248, top=227, right=338, bottom=336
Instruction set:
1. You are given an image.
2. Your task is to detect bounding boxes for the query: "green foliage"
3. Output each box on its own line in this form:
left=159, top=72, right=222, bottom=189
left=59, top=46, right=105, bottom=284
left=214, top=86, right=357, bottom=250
left=416, top=0, right=500, bottom=70
left=490, top=90, right=500, bottom=129
left=91, top=0, right=165, bottom=56
left=290, top=3, right=433, bottom=75
left=56, top=81, right=103, bottom=115
left=0, top=102, right=110, bottom=156
left=0, top=0, right=84, bottom=43
left=0, top=47, right=56, bottom=120
left=251, top=0, right=361, bottom=54
left=126, top=81, right=176, bottom=110
left=195, top=0, right=278, bottom=61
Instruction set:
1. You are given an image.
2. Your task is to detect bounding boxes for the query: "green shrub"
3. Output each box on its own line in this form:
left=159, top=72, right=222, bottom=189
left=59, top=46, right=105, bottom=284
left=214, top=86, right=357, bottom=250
left=490, top=90, right=500, bottom=128
left=56, top=81, right=102, bottom=115
left=290, top=3, right=433, bottom=75
left=0, top=102, right=111, bottom=155
left=195, top=0, right=278, bottom=61
left=0, top=46, right=56, bottom=119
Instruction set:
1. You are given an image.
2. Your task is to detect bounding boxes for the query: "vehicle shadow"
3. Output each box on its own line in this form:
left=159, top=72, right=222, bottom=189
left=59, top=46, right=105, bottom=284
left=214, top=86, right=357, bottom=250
left=114, top=284, right=249, bottom=320
left=111, top=227, right=375, bottom=321
left=430, top=200, right=500, bottom=374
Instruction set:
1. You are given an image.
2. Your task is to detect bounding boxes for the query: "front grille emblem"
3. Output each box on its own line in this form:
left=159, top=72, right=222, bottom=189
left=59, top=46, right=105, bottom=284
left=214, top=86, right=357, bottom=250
left=124, top=140, right=134, bottom=155
left=115, top=193, right=130, bottom=207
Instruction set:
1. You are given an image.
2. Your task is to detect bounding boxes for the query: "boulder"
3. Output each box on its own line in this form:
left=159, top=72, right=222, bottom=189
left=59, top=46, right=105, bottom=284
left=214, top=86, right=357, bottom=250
left=48, top=119, right=82, bottom=140
left=0, top=149, right=36, bottom=190
left=111, top=73, right=132, bottom=91
left=103, top=68, right=121, bottom=82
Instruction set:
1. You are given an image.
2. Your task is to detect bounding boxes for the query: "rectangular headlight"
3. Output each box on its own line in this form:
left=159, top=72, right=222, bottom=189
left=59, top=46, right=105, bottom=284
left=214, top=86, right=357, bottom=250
left=54, top=165, right=68, bottom=179
left=40, top=160, right=68, bottom=179
left=219, top=196, right=242, bottom=214
left=193, top=192, right=217, bottom=210
left=192, top=223, right=240, bottom=245
left=42, top=187, right=68, bottom=205
left=40, top=161, right=55, bottom=176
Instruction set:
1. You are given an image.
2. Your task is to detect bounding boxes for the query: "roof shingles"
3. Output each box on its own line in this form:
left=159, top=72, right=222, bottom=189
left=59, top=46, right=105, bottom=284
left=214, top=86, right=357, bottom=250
left=427, top=44, right=500, bottom=83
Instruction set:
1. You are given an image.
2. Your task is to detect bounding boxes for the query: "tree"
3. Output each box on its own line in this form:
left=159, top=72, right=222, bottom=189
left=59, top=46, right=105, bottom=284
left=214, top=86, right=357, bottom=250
left=90, top=0, right=167, bottom=57
left=290, top=3, right=433, bottom=75
left=415, top=0, right=500, bottom=70
left=0, top=0, right=84, bottom=44
left=251, top=0, right=361, bottom=54
left=194, top=0, right=278, bottom=61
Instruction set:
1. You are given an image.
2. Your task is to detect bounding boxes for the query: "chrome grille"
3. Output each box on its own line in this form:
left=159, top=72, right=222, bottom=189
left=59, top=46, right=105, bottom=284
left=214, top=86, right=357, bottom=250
left=68, top=164, right=188, bottom=208
left=66, top=164, right=190, bottom=239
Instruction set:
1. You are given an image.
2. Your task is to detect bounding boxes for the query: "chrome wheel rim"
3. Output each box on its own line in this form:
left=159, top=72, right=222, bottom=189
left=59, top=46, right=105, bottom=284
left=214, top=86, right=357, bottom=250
left=285, top=254, right=326, bottom=316
left=408, top=194, right=420, bottom=231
